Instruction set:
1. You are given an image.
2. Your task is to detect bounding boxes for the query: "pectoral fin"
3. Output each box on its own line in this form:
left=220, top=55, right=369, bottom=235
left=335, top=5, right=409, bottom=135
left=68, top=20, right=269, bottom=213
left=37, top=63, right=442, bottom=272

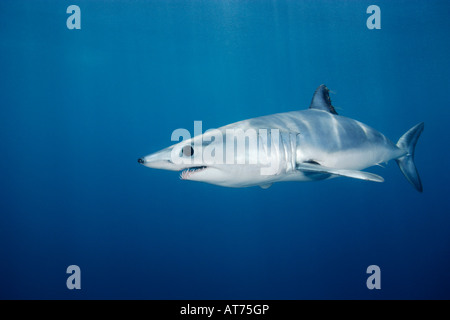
left=296, top=163, right=384, bottom=182
left=260, top=183, right=273, bottom=189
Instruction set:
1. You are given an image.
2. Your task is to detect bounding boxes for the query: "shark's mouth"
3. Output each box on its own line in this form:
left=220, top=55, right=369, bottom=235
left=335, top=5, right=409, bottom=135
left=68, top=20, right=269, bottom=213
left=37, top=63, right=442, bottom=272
left=180, top=166, right=207, bottom=180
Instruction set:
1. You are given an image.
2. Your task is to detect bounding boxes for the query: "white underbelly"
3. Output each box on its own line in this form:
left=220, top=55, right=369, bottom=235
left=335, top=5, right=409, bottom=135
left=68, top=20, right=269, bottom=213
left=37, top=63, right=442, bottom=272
left=298, top=145, right=405, bottom=171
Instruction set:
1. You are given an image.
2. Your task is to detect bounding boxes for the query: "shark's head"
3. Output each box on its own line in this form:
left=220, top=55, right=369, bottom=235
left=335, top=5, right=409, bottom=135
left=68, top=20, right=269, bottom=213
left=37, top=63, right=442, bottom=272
left=138, top=132, right=235, bottom=186
left=138, top=129, right=279, bottom=188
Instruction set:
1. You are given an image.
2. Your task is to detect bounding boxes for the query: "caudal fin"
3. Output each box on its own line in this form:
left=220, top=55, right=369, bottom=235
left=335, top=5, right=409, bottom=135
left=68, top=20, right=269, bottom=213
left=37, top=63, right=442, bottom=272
left=396, top=122, right=424, bottom=192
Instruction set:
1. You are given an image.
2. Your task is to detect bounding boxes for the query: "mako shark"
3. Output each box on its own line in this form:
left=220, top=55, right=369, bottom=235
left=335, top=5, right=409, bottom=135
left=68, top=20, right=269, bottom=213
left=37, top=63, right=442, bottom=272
left=138, top=85, right=424, bottom=192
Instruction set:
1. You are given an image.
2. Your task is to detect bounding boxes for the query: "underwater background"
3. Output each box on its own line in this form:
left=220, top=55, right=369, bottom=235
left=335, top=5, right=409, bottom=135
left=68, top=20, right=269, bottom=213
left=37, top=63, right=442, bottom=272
left=0, top=0, right=449, bottom=299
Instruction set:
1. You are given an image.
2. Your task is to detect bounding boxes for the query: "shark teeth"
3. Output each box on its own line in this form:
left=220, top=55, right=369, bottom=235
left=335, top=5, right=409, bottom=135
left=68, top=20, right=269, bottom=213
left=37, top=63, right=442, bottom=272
left=180, top=166, right=207, bottom=180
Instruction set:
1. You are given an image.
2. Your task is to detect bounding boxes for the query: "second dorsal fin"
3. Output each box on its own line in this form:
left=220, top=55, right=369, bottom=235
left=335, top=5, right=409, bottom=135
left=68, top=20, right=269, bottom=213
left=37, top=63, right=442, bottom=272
left=309, top=84, right=338, bottom=115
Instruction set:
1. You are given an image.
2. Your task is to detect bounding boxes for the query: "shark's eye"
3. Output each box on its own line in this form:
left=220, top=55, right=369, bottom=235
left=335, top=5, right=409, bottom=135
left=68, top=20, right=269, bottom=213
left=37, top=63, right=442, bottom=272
left=182, top=145, right=194, bottom=157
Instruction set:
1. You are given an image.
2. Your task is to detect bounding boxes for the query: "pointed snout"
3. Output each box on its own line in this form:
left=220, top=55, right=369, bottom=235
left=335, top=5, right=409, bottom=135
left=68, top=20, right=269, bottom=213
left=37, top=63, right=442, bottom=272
left=138, top=147, right=185, bottom=171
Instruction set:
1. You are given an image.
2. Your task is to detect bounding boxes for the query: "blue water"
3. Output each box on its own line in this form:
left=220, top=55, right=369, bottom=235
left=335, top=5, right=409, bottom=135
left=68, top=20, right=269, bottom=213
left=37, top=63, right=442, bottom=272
left=1, top=0, right=449, bottom=299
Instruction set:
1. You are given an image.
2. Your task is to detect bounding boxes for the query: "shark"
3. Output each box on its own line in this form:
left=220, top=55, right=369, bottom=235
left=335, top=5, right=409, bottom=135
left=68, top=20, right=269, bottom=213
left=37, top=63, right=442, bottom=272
left=138, top=85, right=424, bottom=192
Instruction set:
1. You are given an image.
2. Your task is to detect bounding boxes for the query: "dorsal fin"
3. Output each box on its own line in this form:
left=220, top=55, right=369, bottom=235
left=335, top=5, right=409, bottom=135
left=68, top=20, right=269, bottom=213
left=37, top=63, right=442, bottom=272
left=309, top=84, right=338, bottom=115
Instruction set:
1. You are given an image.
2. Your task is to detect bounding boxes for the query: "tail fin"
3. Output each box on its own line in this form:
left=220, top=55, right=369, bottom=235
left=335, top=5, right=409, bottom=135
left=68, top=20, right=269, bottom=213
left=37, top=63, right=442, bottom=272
left=396, top=122, right=424, bottom=192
